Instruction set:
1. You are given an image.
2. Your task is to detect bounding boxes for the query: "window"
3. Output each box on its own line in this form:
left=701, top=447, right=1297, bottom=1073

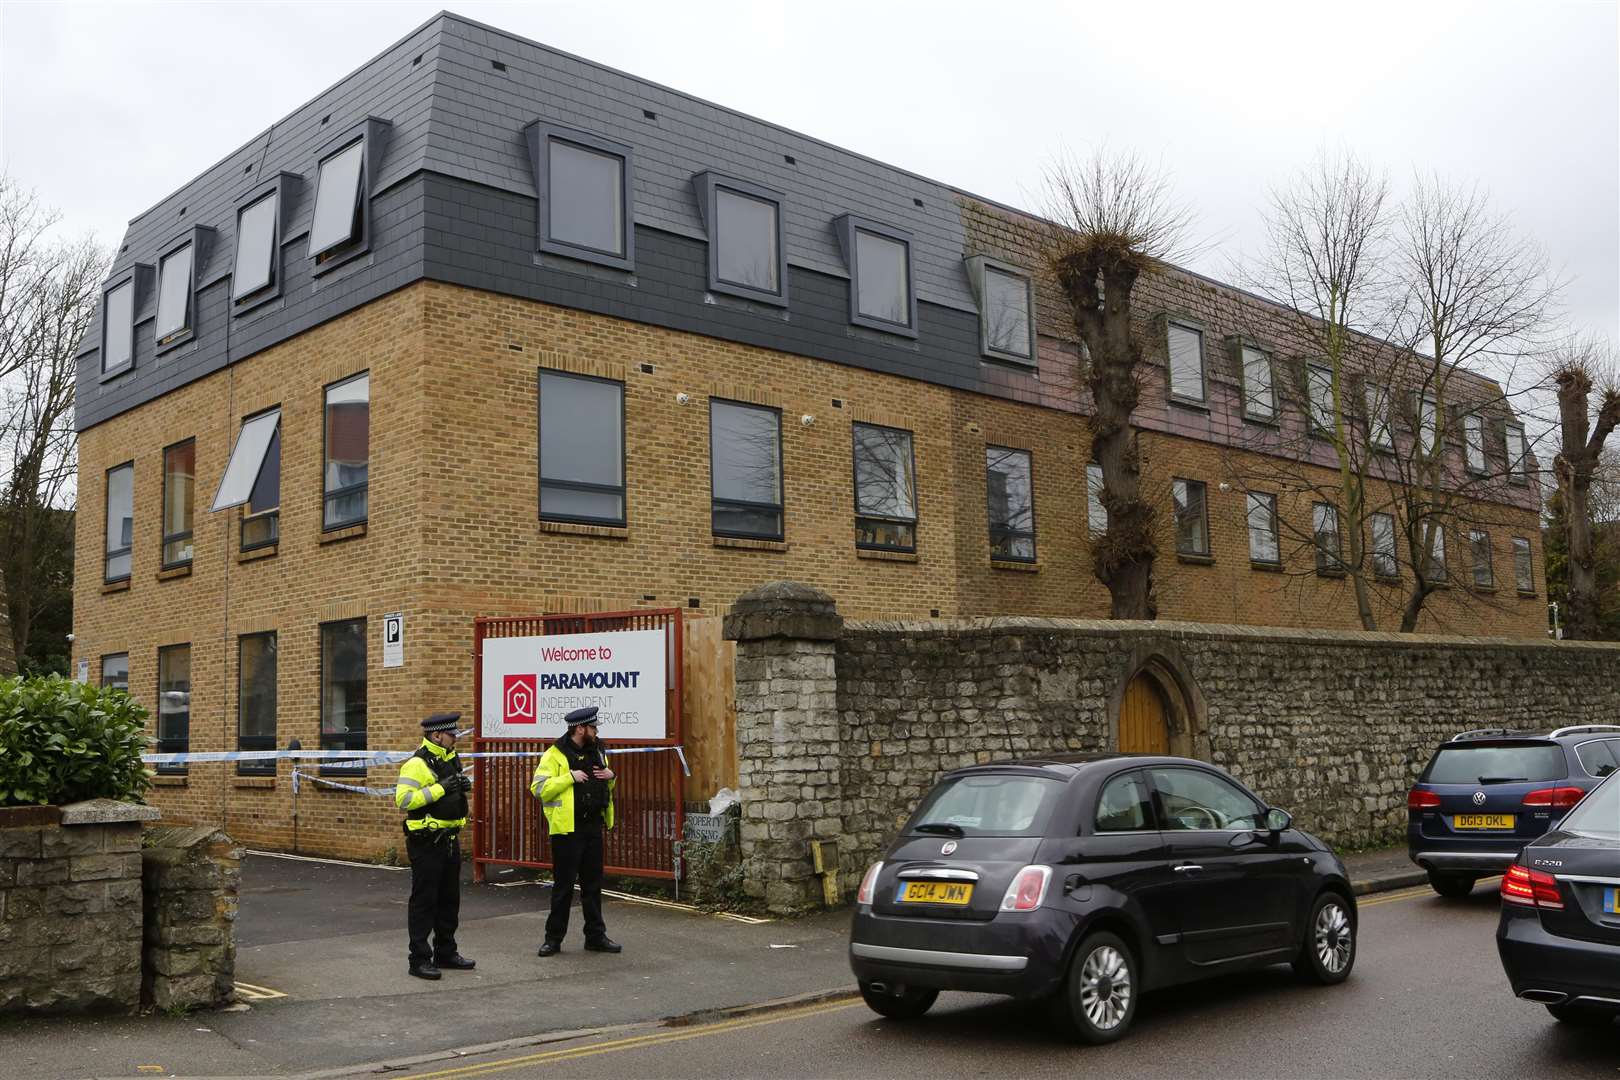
left=1306, top=365, right=1334, bottom=436
left=1424, top=525, right=1447, bottom=581
left=233, top=191, right=278, bottom=301
left=321, top=619, right=367, bottom=773
left=1512, top=536, right=1534, bottom=593
left=1464, top=414, right=1487, bottom=474
left=910, top=774, right=1064, bottom=838
left=1370, top=512, right=1398, bottom=579
left=540, top=371, right=625, bottom=525
left=716, top=188, right=779, bottom=294
left=104, top=462, right=134, bottom=582
left=1424, top=743, right=1566, bottom=785
left=836, top=216, right=916, bottom=336
left=213, top=409, right=281, bottom=549
left=525, top=123, right=634, bottom=269
left=1167, top=322, right=1205, bottom=402
left=1364, top=383, right=1393, bottom=450
left=155, top=242, right=194, bottom=345
left=1313, top=503, right=1342, bottom=574
left=1148, top=767, right=1265, bottom=831
left=1418, top=396, right=1439, bottom=456
left=1241, top=344, right=1275, bottom=421
left=102, top=279, right=134, bottom=375
left=1506, top=422, right=1528, bottom=483
left=1086, top=462, right=1108, bottom=536
left=853, top=422, right=918, bottom=551
left=238, top=632, right=277, bottom=776
left=309, top=139, right=365, bottom=258
left=323, top=373, right=369, bottom=529
left=1470, top=529, right=1494, bottom=589
left=1576, top=740, right=1620, bottom=780
left=1247, top=492, right=1280, bottom=565
left=161, top=439, right=195, bottom=568
left=1172, top=479, right=1209, bottom=557
left=709, top=400, right=782, bottom=540
left=100, top=653, right=129, bottom=691
left=1095, top=771, right=1155, bottom=832
left=156, top=644, right=190, bottom=775
left=986, top=447, right=1035, bottom=561
left=980, top=265, right=1034, bottom=361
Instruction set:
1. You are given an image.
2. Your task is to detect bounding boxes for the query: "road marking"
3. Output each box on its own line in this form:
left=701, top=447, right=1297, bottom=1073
left=490, top=878, right=773, bottom=923
left=245, top=848, right=409, bottom=872
left=403, top=997, right=860, bottom=1079
left=232, top=981, right=288, bottom=1001
left=1358, top=878, right=1502, bottom=908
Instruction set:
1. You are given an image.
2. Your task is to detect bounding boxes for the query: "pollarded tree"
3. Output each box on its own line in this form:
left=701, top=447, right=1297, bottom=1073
left=1042, top=152, right=1192, bottom=619
left=1549, top=337, right=1620, bottom=640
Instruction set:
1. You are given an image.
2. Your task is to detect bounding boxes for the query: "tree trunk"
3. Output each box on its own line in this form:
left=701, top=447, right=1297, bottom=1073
left=1556, top=369, right=1620, bottom=641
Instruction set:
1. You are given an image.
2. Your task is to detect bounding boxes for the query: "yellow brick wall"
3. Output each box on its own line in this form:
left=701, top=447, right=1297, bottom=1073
left=72, top=280, right=1547, bottom=858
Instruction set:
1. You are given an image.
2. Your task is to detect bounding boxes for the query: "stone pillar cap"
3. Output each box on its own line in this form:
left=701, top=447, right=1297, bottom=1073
left=59, top=798, right=163, bottom=826
left=725, top=581, right=843, bottom=642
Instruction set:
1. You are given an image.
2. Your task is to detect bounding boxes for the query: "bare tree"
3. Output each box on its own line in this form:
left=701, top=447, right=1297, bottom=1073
left=1548, top=336, right=1620, bottom=640
left=0, top=176, right=106, bottom=670
left=1042, top=150, right=1193, bottom=619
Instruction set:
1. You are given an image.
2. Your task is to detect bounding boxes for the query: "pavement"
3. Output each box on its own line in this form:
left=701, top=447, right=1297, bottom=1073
left=0, top=843, right=1441, bottom=1079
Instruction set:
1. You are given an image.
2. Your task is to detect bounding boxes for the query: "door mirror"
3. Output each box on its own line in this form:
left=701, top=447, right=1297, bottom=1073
left=1264, top=807, right=1293, bottom=833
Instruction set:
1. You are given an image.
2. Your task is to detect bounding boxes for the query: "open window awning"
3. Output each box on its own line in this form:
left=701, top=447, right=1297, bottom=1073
left=211, top=409, right=280, bottom=512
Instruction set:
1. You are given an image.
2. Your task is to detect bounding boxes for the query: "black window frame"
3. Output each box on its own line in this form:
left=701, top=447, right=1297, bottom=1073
left=852, top=421, right=919, bottom=553
left=1512, top=536, right=1535, bottom=594
left=1370, top=511, right=1399, bottom=580
left=1305, top=364, right=1335, bottom=438
left=965, top=255, right=1036, bottom=366
left=160, top=437, right=196, bottom=570
left=319, top=617, right=368, bottom=776
left=1172, top=478, right=1211, bottom=558
left=834, top=214, right=918, bottom=338
left=1463, top=413, right=1488, bottom=476
left=240, top=407, right=283, bottom=553
left=1165, top=317, right=1207, bottom=405
left=1364, top=381, right=1395, bottom=452
left=155, top=642, right=191, bottom=775
left=1505, top=422, right=1529, bottom=485
left=237, top=631, right=278, bottom=776
left=104, top=460, right=135, bottom=584
left=708, top=398, right=784, bottom=542
left=1093, top=769, right=1158, bottom=833
left=307, top=117, right=390, bottom=276
left=985, top=445, right=1037, bottom=562
left=99, top=273, right=138, bottom=379
left=1416, top=395, right=1441, bottom=458
left=1233, top=337, right=1277, bottom=423
left=153, top=234, right=197, bottom=353
left=99, top=652, right=129, bottom=691
left=1247, top=491, right=1281, bottom=567
left=1469, top=528, right=1494, bottom=589
left=524, top=121, right=636, bottom=272
left=231, top=172, right=299, bottom=313
left=1313, top=501, right=1344, bottom=575
left=538, top=369, right=627, bottom=528
left=1424, top=524, right=1448, bottom=582
left=321, top=370, right=370, bottom=532
left=693, top=172, right=787, bottom=307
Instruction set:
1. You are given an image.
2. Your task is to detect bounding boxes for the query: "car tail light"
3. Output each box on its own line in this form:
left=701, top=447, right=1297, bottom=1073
left=1522, top=786, right=1584, bottom=810
left=856, top=862, right=883, bottom=906
left=1000, top=865, right=1053, bottom=912
left=1407, top=788, right=1441, bottom=810
left=1501, top=864, right=1564, bottom=910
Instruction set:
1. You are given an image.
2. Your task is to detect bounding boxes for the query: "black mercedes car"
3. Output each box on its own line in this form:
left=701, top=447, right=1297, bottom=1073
left=849, top=755, right=1356, bottom=1043
left=1497, top=770, right=1620, bottom=1027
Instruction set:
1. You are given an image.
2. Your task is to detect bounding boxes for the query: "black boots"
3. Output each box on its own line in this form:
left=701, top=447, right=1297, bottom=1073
left=584, top=937, right=623, bottom=953
left=408, top=962, right=442, bottom=980
left=436, top=953, right=476, bottom=969
left=537, top=940, right=562, bottom=957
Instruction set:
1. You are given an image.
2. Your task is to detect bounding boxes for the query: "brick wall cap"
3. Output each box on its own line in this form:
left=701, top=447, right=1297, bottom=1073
left=59, top=799, right=162, bottom=826
left=143, top=824, right=232, bottom=851
left=724, top=580, right=843, bottom=642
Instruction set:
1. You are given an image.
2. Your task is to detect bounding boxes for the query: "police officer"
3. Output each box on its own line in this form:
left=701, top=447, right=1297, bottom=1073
left=531, top=706, right=621, bottom=956
left=394, top=712, right=476, bottom=980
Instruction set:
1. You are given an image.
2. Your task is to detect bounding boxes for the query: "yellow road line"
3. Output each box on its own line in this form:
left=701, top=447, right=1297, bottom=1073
left=405, top=997, right=860, bottom=1079
left=232, top=981, right=288, bottom=1000
left=1359, top=878, right=1501, bottom=908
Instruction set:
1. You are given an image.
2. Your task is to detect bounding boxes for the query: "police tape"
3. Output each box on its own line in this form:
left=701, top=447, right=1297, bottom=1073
left=148, top=744, right=689, bottom=777
left=290, top=770, right=397, bottom=796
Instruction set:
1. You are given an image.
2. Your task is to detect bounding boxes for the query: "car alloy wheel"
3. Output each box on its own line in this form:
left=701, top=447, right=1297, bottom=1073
left=1080, top=944, right=1132, bottom=1030
left=1315, top=900, right=1353, bottom=974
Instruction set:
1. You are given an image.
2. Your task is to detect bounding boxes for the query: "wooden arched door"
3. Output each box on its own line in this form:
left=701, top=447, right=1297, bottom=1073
left=1119, top=672, right=1170, bottom=754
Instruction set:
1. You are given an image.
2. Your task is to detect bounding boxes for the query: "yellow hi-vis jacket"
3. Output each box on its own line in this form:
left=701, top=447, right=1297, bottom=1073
left=395, top=739, right=470, bottom=832
left=529, top=742, right=616, bottom=835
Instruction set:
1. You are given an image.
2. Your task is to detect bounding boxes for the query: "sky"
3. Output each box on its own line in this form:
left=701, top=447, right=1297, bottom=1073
left=2, top=0, right=1617, bottom=347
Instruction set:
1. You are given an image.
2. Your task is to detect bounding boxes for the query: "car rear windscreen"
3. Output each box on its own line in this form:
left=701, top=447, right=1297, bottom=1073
left=910, top=775, right=1064, bottom=837
left=1423, top=743, right=1567, bottom=784
left=1558, top=775, right=1620, bottom=840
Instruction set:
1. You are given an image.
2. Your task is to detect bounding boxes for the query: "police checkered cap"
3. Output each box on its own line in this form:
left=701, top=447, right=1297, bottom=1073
left=563, top=706, right=599, bottom=728
left=421, top=712, right=461, bottom=733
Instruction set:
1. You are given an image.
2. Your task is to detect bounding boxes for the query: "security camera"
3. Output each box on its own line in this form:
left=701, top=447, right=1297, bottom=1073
left=675, top=392, right=690, bottom=405
left=801, top=414, right=815, bottom=427
left=1218, top=482, right=1232, bottom=493
left=65, top=633, right=76, bottom=642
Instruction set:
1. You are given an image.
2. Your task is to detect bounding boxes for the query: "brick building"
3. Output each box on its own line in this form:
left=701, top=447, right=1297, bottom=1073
left=71, top=13, right=1545, bottom=857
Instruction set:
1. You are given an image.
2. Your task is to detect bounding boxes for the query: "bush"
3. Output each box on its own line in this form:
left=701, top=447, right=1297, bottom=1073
left=0, top=675, right=152, bottom=806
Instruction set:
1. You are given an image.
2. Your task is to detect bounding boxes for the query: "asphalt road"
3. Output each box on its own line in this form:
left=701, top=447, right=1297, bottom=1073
left=366, top=881, right=1618, bottom=1080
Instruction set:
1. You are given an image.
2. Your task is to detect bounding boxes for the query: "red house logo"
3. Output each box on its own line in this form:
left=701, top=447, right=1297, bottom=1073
left=504, top=674, right=537, bottom=723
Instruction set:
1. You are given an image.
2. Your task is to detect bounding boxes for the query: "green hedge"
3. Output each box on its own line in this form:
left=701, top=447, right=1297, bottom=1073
left=0, top=675, right=152, bottom=807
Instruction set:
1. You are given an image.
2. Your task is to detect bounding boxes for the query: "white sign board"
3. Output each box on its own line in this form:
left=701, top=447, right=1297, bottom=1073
left=481, top=628, right=667, bottom=741
left=76, top=659, right=89, bottom=684
left=383, top=612, right=404, bottom=669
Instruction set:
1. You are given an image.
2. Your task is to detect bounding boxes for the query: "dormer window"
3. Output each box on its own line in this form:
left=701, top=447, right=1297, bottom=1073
left=965, top=256, right=1034, bottom=364
left=155, top=242, right=194, bottom=346
left=835, top=215, right=917, bottom=337
left=693, top=173, right=786, bottom=306
left=233, top=191, right=278, bottom=300
left=310, top=139, right=365, bottom=258
left=101, top=279, right=135, bottom=376
left=525, top=122, right=635, bottom=271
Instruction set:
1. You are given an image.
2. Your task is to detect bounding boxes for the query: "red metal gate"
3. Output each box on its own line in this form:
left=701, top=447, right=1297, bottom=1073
left=471, top=609, right=684, bottom=882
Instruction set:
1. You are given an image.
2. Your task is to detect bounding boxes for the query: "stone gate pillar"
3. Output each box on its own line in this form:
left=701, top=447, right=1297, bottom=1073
left=723, top=582, right=844, bottom=913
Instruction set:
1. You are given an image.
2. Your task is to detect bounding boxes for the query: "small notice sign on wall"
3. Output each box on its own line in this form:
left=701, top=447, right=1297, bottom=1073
left=383, top=612, right=404, bottom=668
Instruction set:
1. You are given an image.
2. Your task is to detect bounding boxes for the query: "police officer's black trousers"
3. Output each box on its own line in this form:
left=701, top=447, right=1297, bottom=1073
left=545, top=824, right=606, bottom=943
left=406, top=830, right=461, bottom=965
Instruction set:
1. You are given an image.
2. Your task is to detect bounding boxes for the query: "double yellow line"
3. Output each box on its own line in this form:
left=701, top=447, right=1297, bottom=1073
left=1358, top=878, right=1501, bottom=908
left=404, top=996, right=860, bottom=1079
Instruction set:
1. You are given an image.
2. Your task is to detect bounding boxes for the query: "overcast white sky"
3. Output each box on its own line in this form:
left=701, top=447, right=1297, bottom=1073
left=2, top=0, right=1617, bottom=343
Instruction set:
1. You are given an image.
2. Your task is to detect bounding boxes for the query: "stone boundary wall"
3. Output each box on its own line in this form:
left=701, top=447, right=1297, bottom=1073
left=142, top=825, right=241, bottom=1010
left=838, top=617, right=1620, bottom=881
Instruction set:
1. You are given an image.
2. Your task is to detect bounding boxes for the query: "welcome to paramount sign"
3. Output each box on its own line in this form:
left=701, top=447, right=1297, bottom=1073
left=480, top=628, right=668, bottom=741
